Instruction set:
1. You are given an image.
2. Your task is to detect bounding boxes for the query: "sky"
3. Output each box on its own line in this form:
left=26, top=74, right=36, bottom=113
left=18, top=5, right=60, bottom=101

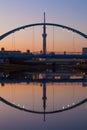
left=0, top=0, right=87, bottom=52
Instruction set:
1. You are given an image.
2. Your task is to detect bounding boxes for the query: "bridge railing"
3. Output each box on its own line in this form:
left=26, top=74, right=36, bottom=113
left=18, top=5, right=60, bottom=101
left=31, top=51, right=82, bottom=55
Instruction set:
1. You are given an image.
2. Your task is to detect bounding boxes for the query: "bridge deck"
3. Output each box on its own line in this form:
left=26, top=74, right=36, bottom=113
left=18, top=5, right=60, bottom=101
left=0, top=53, right=87, bottom=59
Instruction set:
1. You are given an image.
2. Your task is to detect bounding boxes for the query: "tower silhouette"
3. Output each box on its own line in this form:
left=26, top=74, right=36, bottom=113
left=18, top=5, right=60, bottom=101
left=42, top=12, right=47, bottom=54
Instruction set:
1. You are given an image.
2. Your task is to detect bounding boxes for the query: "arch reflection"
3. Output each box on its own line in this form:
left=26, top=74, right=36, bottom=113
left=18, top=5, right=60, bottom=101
left=0, top=70, right=87, bottom=121
left=0, top=96, right=87, bottom=121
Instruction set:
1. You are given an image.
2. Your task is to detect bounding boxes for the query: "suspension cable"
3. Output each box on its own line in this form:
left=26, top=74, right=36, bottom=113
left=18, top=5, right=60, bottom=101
left=32, top=27, right=35, bottom=53
left=53, top=85, right=54, bottom=111
left=53, top=26, right=55, bottom=52
left=72, top=33, right=75, bottom=53
left=12, top=33, right=15, bottom=51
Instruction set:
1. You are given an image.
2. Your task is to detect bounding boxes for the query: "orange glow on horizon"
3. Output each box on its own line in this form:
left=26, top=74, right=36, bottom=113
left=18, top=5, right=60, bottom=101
left=0, top=26, right=87, bottom=53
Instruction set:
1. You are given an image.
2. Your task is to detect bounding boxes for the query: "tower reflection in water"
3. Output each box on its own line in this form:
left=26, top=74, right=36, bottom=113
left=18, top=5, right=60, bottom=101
left=0, top=70, right=87, bottom=121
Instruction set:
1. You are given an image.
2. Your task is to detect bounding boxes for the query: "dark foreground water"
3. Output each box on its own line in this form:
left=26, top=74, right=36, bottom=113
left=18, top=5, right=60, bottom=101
left=0, top=71, right=87, bottom=130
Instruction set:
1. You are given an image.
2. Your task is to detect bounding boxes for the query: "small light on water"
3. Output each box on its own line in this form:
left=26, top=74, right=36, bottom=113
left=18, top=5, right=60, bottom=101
left=62, top=106, right=65, bottom=109
left=72, top=102, right=75, bottom=105
left=13, top=102, right=15, bottom=104
left=67, top=104, right=70, bottom=107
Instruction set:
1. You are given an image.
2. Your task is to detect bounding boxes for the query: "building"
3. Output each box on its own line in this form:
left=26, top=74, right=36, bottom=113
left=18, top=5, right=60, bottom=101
left=82, top=48, right=87, bottom=54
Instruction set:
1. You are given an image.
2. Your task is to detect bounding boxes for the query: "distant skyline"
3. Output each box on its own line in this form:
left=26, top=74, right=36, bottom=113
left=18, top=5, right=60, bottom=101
left=0, top=0, right=87, bottom=52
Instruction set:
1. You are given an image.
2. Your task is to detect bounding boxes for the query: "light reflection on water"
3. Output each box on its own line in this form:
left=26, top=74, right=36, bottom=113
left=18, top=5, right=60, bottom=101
left=0, top=71, right=87, bottom=130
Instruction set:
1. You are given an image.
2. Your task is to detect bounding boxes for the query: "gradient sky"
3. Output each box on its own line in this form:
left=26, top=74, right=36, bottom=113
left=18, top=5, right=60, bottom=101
left=0, top=0, right=87, bottom=52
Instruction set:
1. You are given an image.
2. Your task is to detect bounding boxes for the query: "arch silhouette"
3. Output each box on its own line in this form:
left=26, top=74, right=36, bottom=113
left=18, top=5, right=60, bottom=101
left=0, top=96, right=87, bottom=114
left=0, top=23, right=87, bottom=40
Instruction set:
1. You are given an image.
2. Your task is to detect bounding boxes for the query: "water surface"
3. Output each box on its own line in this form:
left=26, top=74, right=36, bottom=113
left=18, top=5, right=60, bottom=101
left=0, top=71, right=87, bottom=130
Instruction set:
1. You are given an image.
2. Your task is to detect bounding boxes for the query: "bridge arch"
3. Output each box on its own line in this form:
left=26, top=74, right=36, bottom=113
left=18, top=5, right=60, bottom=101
left=0, top=23, right=87, bottom=40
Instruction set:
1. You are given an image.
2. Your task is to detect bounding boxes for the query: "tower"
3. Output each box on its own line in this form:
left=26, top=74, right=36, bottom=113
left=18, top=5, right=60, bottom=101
left=42, top=82, right=47, bottom=121
left=42, top=12, right=47, bottom=54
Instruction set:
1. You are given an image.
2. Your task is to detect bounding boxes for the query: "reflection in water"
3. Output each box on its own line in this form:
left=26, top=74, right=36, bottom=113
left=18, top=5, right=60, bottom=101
left=0, top=69, right=87, bottom=85
left=0, top=70, right=87, bottom=122
left=0, top=92, right=87, bottom=121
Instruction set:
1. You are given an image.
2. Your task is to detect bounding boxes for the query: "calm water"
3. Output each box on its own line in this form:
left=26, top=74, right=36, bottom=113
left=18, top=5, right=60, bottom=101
left=0, top=71, right=87, bottom=130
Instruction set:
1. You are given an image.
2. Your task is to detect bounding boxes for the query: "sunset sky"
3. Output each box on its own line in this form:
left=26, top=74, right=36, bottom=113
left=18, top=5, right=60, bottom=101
left=0, top=0, right=87, bottom=52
